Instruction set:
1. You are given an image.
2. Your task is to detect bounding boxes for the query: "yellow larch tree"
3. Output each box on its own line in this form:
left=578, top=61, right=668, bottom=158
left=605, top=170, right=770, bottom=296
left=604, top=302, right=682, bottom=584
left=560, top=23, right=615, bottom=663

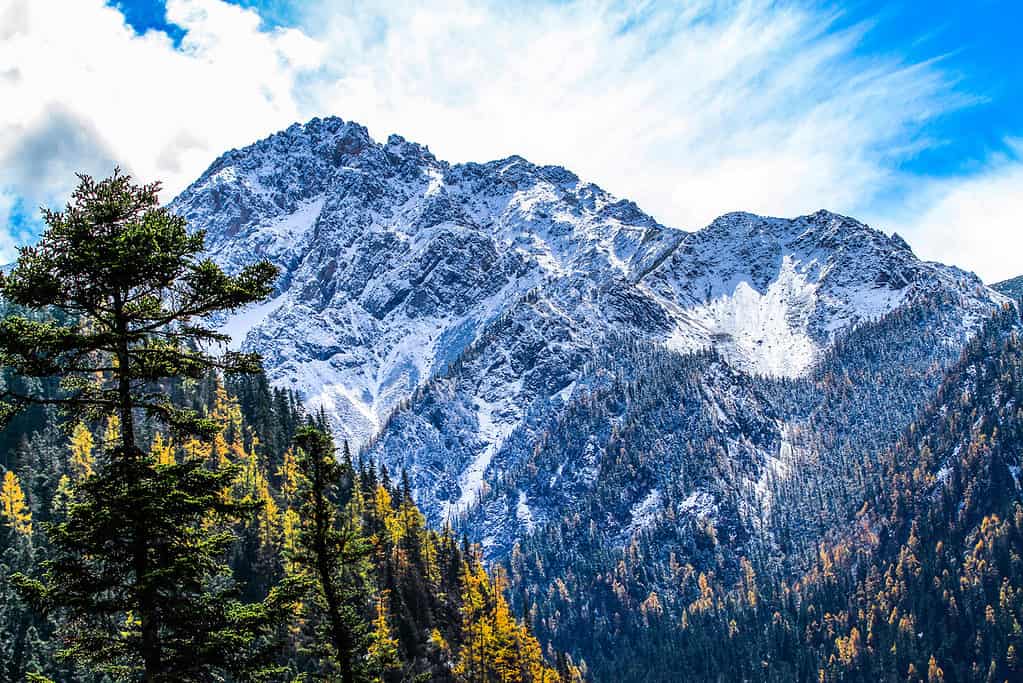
left=257, top=479, right=281, bottom=552
left=455, top=560, right=561, bottom=683
left=281, top=507, right=301, bottom=573
left=276, top=446, right=300, bottom=504
left=151, top=432, right=175, bottom=467
left=103, top=414, right=120, bottom=449
left=1, top=470, right=32, bottom=535
left=235, top=444, right=280, bottom=552
left=69, top=421, right=95, bottom=480
left=367, top=591, right=401, bottom=679
left=207, top=379, right=247, bottom=471
left=455, top=559, right=492, bottom=679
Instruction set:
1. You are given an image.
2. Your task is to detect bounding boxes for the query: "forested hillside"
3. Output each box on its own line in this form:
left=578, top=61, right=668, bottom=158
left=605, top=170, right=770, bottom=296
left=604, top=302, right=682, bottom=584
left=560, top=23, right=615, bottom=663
left=502, top=303, right=1023, bottom=681
left=0, top=172, right=579, bottom=682
left=0, top=368, right=580, bottom=681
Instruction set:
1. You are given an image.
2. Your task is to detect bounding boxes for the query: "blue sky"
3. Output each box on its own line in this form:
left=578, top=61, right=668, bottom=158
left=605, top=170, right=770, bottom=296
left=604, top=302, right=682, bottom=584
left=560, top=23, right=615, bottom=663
left=834, top=0, right=1021, bottom=174
left=111, top=0, right=1023, bottom=177
left=2, top=0, right=1021, bottom=280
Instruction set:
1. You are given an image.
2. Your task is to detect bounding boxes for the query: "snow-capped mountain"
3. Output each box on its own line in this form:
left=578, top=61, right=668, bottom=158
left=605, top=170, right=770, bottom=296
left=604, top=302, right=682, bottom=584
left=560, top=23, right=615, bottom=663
left=172, top=116, right=689, bottom=449
left=171, top=115, right=1006, bottom=537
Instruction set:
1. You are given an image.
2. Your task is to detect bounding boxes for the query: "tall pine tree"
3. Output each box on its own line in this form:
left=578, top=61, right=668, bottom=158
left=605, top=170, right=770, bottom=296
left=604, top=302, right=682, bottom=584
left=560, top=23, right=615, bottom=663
left=0, top=170, right=298, bottom=681
left=290, top=424, right=371, bottom=683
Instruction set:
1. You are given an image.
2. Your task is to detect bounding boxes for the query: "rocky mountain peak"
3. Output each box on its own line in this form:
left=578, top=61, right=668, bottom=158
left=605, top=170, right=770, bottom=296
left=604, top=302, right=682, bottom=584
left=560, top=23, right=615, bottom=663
left=170, top=115, right=1005, bottom=468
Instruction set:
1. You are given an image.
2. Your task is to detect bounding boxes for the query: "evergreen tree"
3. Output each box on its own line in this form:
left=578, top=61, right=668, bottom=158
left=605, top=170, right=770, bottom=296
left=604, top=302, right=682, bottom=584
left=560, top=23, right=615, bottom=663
left=290, top=424, right=372, bottom=683
left=0, top=170, right=297, bottom=681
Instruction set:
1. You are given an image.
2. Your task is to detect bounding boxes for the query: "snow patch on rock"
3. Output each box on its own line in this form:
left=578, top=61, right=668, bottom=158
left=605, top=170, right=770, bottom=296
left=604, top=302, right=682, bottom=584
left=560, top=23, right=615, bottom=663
left=627, top=489, right=663, bottom=536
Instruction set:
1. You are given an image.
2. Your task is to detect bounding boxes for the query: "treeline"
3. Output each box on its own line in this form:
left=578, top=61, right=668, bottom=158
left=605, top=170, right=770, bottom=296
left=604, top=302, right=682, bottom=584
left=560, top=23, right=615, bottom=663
left=0, top=171, right=579, bottom=682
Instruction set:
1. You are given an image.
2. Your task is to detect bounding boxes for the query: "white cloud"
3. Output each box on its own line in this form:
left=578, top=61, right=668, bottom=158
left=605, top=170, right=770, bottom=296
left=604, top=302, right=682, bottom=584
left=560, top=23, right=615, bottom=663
left=888, top=143, right=1023, bottom=283
left=0, top=0, right=325, bottom=258
left=297, top=2, right=970, bottom=225
left=0, top=0, right=1014, bottom=280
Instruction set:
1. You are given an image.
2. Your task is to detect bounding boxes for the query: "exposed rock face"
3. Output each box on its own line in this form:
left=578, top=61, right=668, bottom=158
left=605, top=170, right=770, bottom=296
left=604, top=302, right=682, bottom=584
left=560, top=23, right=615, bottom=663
left=172, top=115, right=1006, bottom=551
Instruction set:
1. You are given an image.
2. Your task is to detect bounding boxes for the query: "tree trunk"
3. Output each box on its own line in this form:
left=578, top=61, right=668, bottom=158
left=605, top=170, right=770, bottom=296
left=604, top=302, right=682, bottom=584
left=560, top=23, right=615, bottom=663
left=114, top=294, right=160, bottom=681
left=313, top=459, right=354, bottom=683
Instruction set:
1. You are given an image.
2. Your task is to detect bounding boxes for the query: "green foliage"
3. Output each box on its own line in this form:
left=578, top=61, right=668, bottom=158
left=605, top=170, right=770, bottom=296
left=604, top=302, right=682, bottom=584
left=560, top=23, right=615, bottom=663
left=0, top=169, right=297, bottom=681
left=289, top=425, right=372, bottom=683
left=14, top=456, right=300, bottom=681
left=0, top=168, right=275, bottom=432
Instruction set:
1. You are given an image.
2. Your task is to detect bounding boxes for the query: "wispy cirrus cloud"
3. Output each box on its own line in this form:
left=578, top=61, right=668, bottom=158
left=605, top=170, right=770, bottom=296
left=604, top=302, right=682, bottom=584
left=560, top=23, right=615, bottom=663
left=295, top=1, right=976, bottom=231
left=0, top=0, right=1016, bottom=280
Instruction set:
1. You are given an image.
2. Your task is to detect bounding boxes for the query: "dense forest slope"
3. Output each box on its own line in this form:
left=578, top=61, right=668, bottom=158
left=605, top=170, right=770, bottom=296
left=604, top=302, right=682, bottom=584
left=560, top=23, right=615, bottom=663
left=505, top=302, right=1023, bottom=680
left=0, top=363, right=581, bottom=681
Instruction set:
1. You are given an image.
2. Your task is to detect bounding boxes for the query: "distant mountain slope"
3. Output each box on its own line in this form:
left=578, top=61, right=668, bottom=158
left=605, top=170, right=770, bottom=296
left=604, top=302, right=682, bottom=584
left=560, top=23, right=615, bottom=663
left=567, top=302, right=1023, bottom=682
left=993, top=274, right=1023, bottom=300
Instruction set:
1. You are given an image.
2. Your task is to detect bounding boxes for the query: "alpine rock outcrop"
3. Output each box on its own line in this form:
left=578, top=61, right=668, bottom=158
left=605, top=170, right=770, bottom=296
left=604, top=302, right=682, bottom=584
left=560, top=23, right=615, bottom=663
left=171, top=116, right=1006, bottom=548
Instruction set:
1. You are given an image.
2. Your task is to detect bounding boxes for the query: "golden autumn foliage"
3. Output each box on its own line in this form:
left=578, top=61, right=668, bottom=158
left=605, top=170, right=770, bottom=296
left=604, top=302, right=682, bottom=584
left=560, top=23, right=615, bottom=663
left=1, top=470, right=31, bottom=536
left=277, top=447, right=300, bottom=504
left=151, top=431, right=175, bottom=466
left=366, top=592, right=401, bottom=677
left=103, top=414, right=120, bottom=448
left=69, top=422, right=95, bottom=480
left=455, top=564, right=564, bottom=683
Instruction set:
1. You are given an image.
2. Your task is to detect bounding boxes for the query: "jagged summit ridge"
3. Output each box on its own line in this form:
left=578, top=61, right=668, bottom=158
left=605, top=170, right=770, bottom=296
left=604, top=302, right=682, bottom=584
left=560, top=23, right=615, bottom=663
left=170, top=115, right=1005, bottom=500
left=171, top=116, right=687, bottom=444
